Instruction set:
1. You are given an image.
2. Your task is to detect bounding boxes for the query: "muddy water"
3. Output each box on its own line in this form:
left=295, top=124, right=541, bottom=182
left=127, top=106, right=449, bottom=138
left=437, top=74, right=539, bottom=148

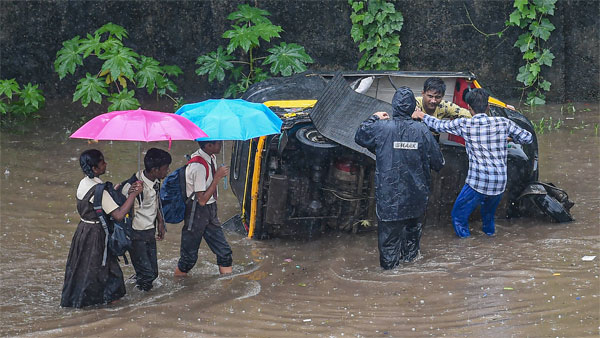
left=1, top=103, right=598, bottom=337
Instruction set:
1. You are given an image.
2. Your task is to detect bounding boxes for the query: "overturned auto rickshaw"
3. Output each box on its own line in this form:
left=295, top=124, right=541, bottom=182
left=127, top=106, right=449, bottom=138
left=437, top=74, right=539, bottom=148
left=225, top=71, right=574, bottom=239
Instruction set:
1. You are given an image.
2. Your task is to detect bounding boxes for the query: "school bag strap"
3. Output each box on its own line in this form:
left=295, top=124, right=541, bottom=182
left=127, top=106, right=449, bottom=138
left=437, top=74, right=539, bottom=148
left=182, top=156, right=210, bottom=198
left=188, top=156, right=210, bottom=177
left=92, top=182, right=133, bottom=266
left=93, top=183, right=110, bottom=267
left=184, top=156, right=210, bottom=231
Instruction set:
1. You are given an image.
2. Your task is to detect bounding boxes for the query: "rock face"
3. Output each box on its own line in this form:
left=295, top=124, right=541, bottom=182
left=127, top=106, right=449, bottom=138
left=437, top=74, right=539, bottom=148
left=1, top=1, right=598, bottom=103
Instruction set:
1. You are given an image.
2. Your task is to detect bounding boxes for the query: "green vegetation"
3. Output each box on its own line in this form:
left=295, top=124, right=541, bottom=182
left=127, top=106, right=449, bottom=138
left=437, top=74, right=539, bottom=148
left=560, top=102, right=576, bottom=115
left=0, top=78, right=45, bottom=126
left=195, top=4, right=313, bottom=98
left=348, top=0, right=403, bottom=70
left=465, top=1, right=556, bottom=107
left=54, top=22, right=183, bottom=112
left=531, top=116, right=562, bottom=134
left=506, top=0, right=557, bottom=106
left=528, top=103, right=599, bottom=136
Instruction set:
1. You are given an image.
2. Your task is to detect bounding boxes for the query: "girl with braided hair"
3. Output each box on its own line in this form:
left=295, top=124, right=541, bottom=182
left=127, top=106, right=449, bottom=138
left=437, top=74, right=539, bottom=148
left=61, top=149, right=142, bottom=308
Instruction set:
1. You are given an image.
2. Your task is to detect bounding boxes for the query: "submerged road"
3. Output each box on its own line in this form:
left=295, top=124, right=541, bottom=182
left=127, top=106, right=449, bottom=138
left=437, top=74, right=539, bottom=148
left=1, top=103, right=598, bottom=337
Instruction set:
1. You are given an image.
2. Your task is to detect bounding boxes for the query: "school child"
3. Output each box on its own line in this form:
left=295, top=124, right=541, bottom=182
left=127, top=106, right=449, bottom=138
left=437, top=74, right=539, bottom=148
left=174, top=140, right=233, bottom=276
left=61, top=149, right=142, bottom=308
left=120, top=148, right=171, bottom=291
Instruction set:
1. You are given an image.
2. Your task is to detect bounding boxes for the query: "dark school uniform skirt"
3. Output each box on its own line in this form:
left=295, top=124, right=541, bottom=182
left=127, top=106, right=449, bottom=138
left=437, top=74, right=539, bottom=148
left=60, top=220, right=126, bottom=308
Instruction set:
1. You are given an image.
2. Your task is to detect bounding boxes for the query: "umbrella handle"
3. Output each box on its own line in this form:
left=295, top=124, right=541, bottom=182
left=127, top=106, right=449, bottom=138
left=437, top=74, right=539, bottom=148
left=222, top=145, right=227, bottom=190
left=220, top=164, right=228, bottom=190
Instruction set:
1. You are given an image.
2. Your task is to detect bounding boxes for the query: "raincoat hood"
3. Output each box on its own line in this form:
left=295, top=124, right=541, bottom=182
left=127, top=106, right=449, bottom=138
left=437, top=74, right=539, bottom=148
left=391, top=87, right=416, bottom=118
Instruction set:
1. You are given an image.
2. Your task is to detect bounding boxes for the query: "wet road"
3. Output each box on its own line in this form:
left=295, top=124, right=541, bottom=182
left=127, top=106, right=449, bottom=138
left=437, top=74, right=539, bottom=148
left=1, top=103, right=598, bottom=337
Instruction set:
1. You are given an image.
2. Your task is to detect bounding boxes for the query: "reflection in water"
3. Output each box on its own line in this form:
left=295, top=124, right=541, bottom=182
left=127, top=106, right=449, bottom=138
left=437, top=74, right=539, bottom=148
left=1, top=103, right=598, bottom=336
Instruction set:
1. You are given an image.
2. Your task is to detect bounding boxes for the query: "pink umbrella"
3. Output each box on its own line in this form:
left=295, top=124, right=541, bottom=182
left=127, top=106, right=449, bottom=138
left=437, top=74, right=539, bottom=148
left=70, top=109, right=209, bottom=171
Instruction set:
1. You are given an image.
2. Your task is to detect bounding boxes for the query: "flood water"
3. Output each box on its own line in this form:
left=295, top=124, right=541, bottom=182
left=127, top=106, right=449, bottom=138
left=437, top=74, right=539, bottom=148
left=1, top=103, right=598, bottom=337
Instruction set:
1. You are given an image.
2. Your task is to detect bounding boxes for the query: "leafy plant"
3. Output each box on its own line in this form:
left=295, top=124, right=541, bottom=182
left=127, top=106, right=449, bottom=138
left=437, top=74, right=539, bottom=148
left=195, top=4, right=313, bottom=98
left=0, top=78, right=45, bottom=125
left=531, top=117, right=544, bottom=134
left=506, top=0, right=557, bottom=106
left=532, top=116, right=563, bottom=134
left=348, top=0, right=403, bottom=70
left=54, top=22, right=182, bottom=111
left=559, top=102, right=576, bottom=115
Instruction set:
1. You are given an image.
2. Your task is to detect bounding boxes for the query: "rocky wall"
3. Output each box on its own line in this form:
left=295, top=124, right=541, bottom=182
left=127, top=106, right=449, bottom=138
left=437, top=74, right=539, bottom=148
left=1, top=0, right=598, bottom=104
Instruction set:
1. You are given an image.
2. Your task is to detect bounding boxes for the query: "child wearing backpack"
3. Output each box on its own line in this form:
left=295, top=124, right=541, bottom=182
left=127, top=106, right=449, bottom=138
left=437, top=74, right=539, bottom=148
left=120, top=148, right=171, bottom=291
left=61, top=149, right=142, bottom=308
left=174, top=140, right=232, bottom=276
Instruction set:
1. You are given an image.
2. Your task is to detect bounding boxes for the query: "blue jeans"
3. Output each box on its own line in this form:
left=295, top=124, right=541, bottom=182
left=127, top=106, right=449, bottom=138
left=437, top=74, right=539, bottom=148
left=451, top=184, right=503, bottom=238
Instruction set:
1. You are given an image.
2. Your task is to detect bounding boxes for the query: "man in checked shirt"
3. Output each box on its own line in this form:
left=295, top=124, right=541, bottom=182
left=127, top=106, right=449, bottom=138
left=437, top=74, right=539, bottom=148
left=412, top=88, right=533, bottom=238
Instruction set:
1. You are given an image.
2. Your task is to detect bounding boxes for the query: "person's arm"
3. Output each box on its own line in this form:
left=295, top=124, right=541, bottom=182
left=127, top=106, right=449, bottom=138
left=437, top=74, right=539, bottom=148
left=413, top=109, right=464, bottom=135
left=109, top=181, right=142, bottom=221
left=156, top=205, right=165, bottom=240
left=437, top=101, right=471, bottom=119
left=507, top=120, right=533, bottom=144
left=355, top=112, right=387, bottom=150
left=195, top=165, right=229, bottom=206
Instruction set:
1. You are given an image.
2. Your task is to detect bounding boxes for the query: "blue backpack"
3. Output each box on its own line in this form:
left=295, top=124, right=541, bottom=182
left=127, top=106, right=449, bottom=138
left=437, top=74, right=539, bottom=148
left=160, top=156, right=209, bottom=224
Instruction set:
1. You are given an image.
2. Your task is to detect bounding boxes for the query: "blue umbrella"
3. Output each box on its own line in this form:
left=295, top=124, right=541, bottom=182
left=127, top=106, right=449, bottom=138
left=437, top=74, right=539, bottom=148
left=175, top=99, right=282, bottom=141
left=175, top=99, right=283, bottom=189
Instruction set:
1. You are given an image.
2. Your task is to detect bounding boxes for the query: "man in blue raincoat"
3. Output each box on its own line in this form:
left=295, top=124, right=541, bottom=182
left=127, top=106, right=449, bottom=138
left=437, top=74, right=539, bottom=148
left=355, top=87, right=444, bottom=269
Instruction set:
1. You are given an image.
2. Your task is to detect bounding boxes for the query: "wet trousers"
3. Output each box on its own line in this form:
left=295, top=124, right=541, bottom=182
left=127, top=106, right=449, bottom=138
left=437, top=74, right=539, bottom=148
left=451, top=184, right=503, bottom=238
left=129, top=228, right=158, bottom=291
left=377, top=217, right=423, bottom=270
left=178, top=202, right=233, bottom=273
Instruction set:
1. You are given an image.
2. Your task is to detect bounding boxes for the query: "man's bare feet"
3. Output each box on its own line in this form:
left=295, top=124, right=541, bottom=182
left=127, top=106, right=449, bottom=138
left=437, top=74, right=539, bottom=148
left=174, top=266, right=188, bottom=277
left=219, top=266, right=232, bottom=274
